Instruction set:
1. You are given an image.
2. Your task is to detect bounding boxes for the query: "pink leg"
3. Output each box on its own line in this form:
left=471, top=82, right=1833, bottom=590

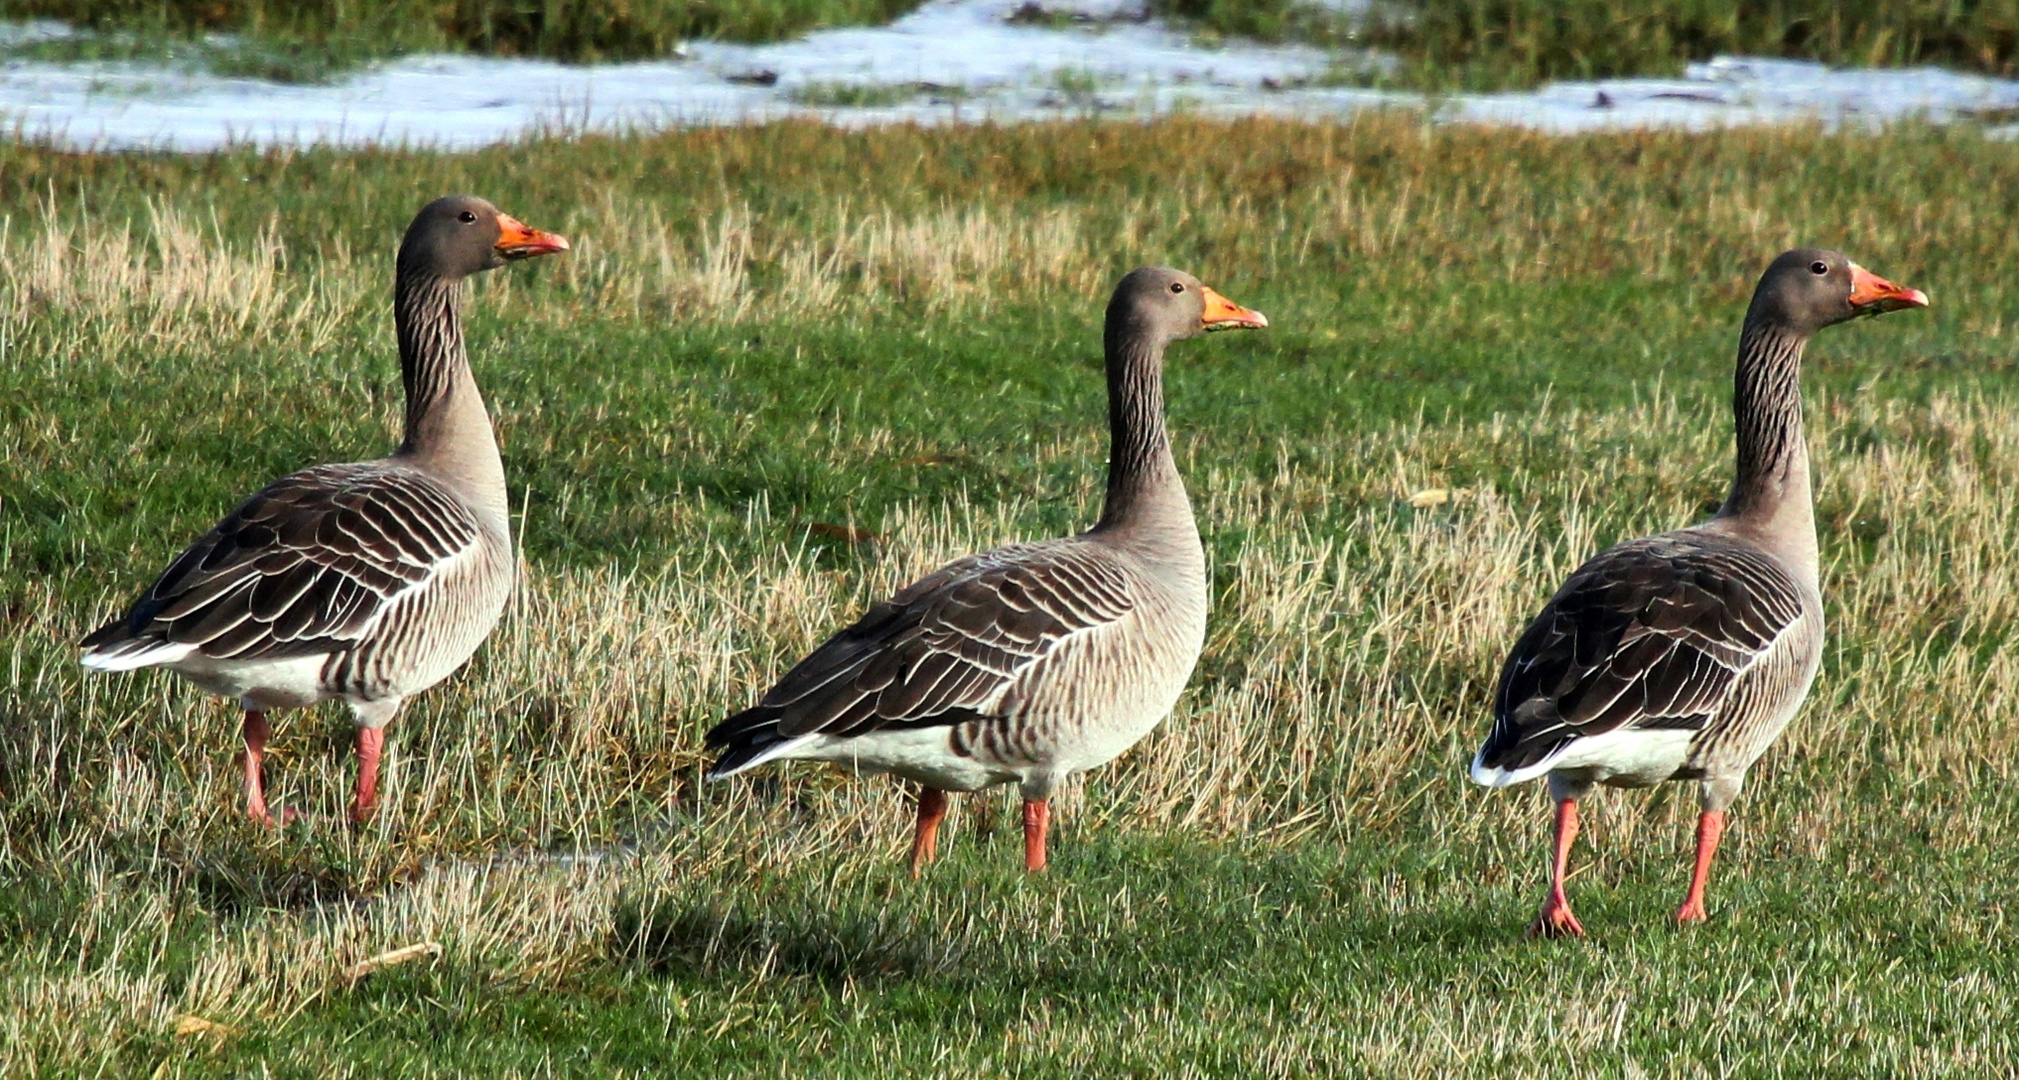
left=350, top=726, right=385, bottom=824
left=1023, top=798, right=1050, bottom=873
left=1675, top=810, right=1727, bottom=925
left=1529, top=798, right=1586, bottom=939
left=242, top=710, right=275, bottom=826
left=910, top=787, right=950, bottom=877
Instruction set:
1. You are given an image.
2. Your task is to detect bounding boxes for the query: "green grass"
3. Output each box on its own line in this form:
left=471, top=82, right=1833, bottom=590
left=0, top=23, right=390, bottom=83
left=0, top=0, right=927, bottom=78
left=1150, top=0, right=1362, bottom=46
left=127, top=836, right=2019, bottom=1072
left=3, top=117, right=2019, bottom=1074
left=1364, top=0, right=2019, bottom=90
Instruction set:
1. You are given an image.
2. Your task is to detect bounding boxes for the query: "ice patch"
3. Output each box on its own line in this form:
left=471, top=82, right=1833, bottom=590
left=1452, top=56, right=2019, bottom=133
left=0, top=19, right=75, bottom=47
left=2, top=2, right=2017, bottom=152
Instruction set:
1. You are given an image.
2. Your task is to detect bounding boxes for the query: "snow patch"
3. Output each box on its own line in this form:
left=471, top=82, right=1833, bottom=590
left=1, top=2, right=2016, bottom=152
left=1452, top=56, right=2019, bottom=132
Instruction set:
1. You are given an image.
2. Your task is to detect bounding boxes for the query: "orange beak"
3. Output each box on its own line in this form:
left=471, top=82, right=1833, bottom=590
left=495, top=213, right=570, bottom=260
left=1200, top=286, right=1268, bottom=331
left=1846, top=263, right=1928, bottom=314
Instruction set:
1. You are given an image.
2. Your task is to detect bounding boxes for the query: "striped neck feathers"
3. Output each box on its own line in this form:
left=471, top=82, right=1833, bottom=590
left=1718, top=319, right=1813, bottom=534
left=392, top=267, right=506, bottom=501
left=1094, top=329, right=1188, bottom=534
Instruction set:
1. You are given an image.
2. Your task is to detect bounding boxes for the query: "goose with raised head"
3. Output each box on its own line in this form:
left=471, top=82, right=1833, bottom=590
left=81, top=195, right=568, bottom=825
left=1470, top=249, right=1927, bottom=936
left=706, top=267, right=1266, bottom=874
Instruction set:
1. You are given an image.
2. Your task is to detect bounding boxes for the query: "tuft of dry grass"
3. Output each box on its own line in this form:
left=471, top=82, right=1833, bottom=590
left=538, top=195, right=1094, bottom=323
left=0, top=198, right=368, bottom=351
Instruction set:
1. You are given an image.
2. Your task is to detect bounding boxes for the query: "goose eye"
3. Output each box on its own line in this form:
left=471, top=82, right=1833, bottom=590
left=1810, top=260, right=1828, bottom=275
left=1169, top=282, right=1185, bottom=294
left=459, top=211, right=478, bottom=224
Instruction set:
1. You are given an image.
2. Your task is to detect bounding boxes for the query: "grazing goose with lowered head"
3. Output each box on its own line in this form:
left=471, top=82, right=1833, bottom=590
left=81, top=195, right=568, bottom=825
left=707, top=267, right=1266, bottom=873
left=1471, top=249, right=1926, bottom=936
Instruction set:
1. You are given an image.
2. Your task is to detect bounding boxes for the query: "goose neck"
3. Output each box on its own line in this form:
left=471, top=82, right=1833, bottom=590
left=393, top=267, right=506, bottom=510
left=1717, top=319, right=1814, bottom=546
left=1094, top=332, right=1187, bottom=535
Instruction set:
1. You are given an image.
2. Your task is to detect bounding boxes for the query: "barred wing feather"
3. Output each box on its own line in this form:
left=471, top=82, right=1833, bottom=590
left=715, top=541, right=1136, bottom=749
left=81, top=463, right=480, bottom=664
left=1480, top=533, right=1806, bottom=776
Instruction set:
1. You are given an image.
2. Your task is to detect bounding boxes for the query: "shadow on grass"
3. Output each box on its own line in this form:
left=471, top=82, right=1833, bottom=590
left=188, top=849, right=365, bottom=917
left=614, top=894, right=952, bottom=983
left=608, top=830, right=1539, bottom=996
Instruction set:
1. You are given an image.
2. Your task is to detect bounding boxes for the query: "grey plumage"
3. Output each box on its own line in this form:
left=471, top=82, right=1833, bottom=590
left=81, top=194, right=568, bottom=824
left=710, top=541, right=1136, bottom=755
left=83, top=464, right=487, bottom=667
left=1478, top=532, right=1811, bottom=783
left=1471, top=247, right=1927, bottom=935
left=707, top=266, right=1266, bottom=872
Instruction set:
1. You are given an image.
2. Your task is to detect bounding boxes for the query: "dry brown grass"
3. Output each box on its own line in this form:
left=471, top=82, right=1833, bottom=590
left=534, top=194, right=1094, bottom=323
left=0, top=198, right=370, bottom=353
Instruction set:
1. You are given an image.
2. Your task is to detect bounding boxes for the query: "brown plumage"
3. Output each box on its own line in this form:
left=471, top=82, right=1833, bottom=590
left=82, top=195, right=568, bottom=825
left=1472, top=248, right=1927, bottom=936
left=707, top=266, right=1266, bottom=873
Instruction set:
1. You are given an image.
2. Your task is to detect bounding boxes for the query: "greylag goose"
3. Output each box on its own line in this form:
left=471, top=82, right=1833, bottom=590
left=81, top=195, right=568, bottom=825
left=706, top=267, right=1266, bottom=873
left=1471, top=249, right=1927, bottom=936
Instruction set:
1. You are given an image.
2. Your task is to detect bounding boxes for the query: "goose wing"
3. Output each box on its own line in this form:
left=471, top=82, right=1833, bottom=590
left=81, top=462, right=481, bottom=664
left=1477, top=532, right=1807, bottom=777
left=718, top=540, right=1136, bottom=743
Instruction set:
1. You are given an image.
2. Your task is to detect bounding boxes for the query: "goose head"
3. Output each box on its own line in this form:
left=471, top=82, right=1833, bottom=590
left=398, top=195, right=569, bottom=280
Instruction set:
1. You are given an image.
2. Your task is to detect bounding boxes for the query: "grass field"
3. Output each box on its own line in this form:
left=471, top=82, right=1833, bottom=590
left=2, top=115, right=2018, bottom=1074
left=1361, top=0, right=2019, bottom=88
left=14, top=0, right=2019, bottom=87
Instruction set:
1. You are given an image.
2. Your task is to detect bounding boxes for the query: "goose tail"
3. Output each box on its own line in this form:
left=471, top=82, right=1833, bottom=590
left=704, top=706, right=817, bottom=780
